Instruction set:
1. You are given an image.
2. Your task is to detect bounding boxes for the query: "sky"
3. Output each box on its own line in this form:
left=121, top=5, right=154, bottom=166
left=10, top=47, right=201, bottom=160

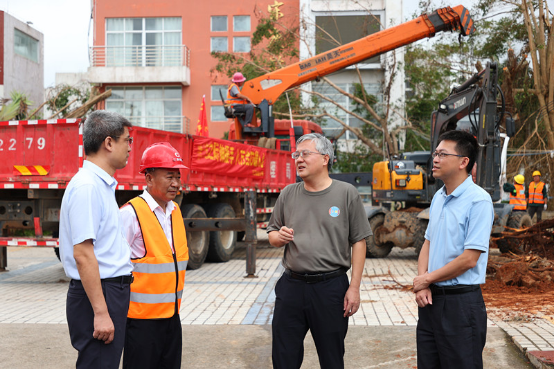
left=5, top=0, right=554, bottom=88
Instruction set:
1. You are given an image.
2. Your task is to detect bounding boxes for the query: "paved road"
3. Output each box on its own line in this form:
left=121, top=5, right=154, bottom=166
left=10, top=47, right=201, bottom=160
left=0, top=233, right=537, bottom=368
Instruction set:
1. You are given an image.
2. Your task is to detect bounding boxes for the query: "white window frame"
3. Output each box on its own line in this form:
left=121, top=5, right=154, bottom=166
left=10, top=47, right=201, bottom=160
left=211, top=37, right=228, bottom=52
left=233, top=37, right=251, bottom=53
left=105, top=86, right=183, bottom=133
left=14, top=28, right=39, bottom=63
left=211, top=16, right=228, bottom=32
left=233, top=15, right=251, bottom=32
left=211, top=85, right=228, bottom=101
left=211, top=105, right=228, bottom=122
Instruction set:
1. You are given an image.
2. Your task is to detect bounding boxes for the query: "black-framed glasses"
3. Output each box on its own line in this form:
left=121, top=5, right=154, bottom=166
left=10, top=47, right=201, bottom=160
left=109, top=136, right=133, bottom=145
left=431, top=151, right=465, bottom=159
left=291, top=150, right=326, bottom=160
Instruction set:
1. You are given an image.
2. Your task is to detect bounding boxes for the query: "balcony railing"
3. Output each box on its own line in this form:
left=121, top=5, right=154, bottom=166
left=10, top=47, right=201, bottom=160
left=125, top=115, right=192, bottom=134
left=90, top=45, right=190, bottom=68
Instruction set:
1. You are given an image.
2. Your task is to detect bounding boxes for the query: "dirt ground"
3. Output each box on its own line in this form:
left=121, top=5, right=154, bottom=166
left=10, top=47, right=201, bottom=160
left=484, top=217, right=554, bottom=322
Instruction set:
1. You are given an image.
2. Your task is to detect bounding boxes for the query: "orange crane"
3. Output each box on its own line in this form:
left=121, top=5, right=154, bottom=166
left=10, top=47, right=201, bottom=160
left=231, top=5, right=475, bottom=139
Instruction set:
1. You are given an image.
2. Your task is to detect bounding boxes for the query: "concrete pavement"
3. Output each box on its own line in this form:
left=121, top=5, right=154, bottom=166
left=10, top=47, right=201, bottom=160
left=0, top=232, right=548, bottom=368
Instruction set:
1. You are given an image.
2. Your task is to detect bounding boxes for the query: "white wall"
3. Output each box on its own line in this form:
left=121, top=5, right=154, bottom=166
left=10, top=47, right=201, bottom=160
left=3, top=13, right=44, bottom=113
left=299, top=0, right=405, bottom=151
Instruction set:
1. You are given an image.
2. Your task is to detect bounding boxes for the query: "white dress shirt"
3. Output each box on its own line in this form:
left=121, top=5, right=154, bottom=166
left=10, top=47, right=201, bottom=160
left=120, top=190, right=175, bottom=259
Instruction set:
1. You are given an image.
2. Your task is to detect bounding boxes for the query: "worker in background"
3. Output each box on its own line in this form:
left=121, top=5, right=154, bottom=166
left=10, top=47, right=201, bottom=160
left=414, top=130, right=494, bottom=369
left=120, top=142, right=189, bottom=369
left=526, top=170, right=547, bottom=222
left=226, top=72, right=256, bottom=128
left=503, top=174, right=526, bottom=211
left=267, top=133, right=372, bottom=369
left=59, top=111, right=134, bottom=369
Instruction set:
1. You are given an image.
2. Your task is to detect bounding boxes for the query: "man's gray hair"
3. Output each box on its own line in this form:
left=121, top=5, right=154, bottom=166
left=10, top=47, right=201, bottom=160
left=83, top=110, right=132, bottom=155
left=297, top=133, right=334, bottom=171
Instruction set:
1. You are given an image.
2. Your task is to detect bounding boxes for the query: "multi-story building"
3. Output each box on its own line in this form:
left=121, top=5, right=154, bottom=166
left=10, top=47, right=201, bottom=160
left=0, top=11, right=44, bottom=113
left=88, top=0, right=299, bottom=139
left=299, top=0, right=405, bottom=149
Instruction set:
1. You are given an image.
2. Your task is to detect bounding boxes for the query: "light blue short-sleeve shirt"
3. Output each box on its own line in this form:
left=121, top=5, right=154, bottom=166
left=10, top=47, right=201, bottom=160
left=59, top=160, right=133, bottom=280
left=424, top=175, right=494, bottom=286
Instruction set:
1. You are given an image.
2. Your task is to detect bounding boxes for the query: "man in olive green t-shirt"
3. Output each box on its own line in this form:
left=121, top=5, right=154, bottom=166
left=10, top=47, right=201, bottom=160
left=267, top=133, right=372, bottom=369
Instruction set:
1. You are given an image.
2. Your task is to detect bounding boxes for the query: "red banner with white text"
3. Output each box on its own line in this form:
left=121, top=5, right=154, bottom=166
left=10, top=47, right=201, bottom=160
left=191, top=137, right=267, bottom=178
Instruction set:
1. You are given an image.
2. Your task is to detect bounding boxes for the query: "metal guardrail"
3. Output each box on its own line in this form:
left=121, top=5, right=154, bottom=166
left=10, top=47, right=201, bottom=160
left=90, top=45, right=190, bottom=68
left=126, top=115, right=191, bottom=134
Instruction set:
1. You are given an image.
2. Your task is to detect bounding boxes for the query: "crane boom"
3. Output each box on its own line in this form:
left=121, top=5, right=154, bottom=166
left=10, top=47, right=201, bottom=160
left=242, top=5, right=475, bottom=105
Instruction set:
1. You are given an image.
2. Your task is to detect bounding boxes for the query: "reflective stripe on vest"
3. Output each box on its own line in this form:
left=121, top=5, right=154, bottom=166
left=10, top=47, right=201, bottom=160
left=131, top=290, right=184, bottom=304
left=509, top=183, right=527, bottom=210
left=127, top=197, right=188, bottom=319
left=226, top=83, right=245, bottom=104
left=528, top=181, right=545, bottom=204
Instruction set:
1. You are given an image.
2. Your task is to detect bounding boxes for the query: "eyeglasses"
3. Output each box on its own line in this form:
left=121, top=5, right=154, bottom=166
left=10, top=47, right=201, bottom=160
left=291, top=150, right=326, bottom=160
left=431, top=151, right=465, bottom=159
left=109, top=136, right=133, bottom=145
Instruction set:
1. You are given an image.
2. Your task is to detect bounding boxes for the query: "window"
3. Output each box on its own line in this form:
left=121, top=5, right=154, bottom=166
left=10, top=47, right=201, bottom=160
left=14, top=29, right=39, bottom=63
left=105, top=17, right=182, bottom=67
left=211, top=37, right=228, bottom=52
left=211, top=16, right=228, bottom=32
left=311, top=82, right=381, bottom=140
left=211, top=85, right=228, bottom=101
left=233, top=16, right=250, bottom=32
left=211, top=106, right=228, bottom=121
left=105, top=86, right=183, bottom=132
left=315, top=15, right=380, bottom=64
left=233, top=37, right=250, bottom=53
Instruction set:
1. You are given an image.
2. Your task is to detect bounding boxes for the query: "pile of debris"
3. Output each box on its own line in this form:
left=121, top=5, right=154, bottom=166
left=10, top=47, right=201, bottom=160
left=487, top=254, right=554, bottom=288
left=491, top=218, right=554, bottom=259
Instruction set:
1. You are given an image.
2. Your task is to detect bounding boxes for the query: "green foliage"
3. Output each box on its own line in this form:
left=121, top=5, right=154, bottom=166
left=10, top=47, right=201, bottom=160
left=0, top=91, right=33, bottom=121
left=46, top=84, right=90, bottom=118
left=333, top=146, right=380, bottom=173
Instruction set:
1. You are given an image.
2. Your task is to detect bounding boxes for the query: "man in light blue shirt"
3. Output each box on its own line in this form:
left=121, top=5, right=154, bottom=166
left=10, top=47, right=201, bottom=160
left=413, top=130, right=494, bottom=369
left=60, top=110, right=134, bottom=369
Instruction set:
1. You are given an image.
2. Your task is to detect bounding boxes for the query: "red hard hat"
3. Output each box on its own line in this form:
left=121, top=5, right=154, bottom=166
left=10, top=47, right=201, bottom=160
left=139, top=142, right=188, bottom=174
left=231, top=72, right=246, bottom=83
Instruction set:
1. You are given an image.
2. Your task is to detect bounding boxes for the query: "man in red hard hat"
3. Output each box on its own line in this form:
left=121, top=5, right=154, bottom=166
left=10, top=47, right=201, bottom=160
left=226, top=71, right=256, bottom=128
left=120, top=142, right=189, bottom=369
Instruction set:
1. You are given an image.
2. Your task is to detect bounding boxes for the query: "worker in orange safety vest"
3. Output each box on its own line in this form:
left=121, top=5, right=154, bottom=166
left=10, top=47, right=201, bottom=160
left=226, top=72, right=256, bottom=128
left=526, top=170, right=547, bottom=222
left=503, top=174, right=526, bottom=211
left=120, top=142, right=189, bottom=369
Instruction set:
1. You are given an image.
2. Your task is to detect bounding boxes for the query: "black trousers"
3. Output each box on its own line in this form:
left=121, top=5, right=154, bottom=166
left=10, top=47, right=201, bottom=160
left=66, top=279, right=130, bottom=369
left=416, top=288, right=487, bottom=369
left=528, top=206, right=543, bottom=222
left=123, top=313, right=182, bottom=369
left=232, top=103, right=254, bottom=126
left=272, top=272, right=349, bottom=369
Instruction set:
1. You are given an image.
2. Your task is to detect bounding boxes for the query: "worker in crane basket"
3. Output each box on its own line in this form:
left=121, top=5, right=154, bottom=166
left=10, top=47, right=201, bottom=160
left=226, top=72, right=256, bottom=128
left=120, top=142, right=189, bottom=369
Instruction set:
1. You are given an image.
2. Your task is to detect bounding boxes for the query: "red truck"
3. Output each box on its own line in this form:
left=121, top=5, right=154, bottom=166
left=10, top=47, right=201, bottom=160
left=0, top=118, right=321, bottom=271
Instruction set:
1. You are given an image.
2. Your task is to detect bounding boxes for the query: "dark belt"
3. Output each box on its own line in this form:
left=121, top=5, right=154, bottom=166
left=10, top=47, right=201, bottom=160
left=284, top=268, right=347, bottom=284
left=430, top=284, right=480, bottom=295
left=102, top=274, right=134, bottom=284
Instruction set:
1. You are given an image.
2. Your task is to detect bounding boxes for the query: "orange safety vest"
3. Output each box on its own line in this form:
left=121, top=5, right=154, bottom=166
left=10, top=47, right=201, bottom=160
left=127, top=197, right=188, bottom=319
left=528, top=181, right=545, bottom=205
left=226, top=83, right=246, bottom=105
left=509, top=183, right=527, bottom=210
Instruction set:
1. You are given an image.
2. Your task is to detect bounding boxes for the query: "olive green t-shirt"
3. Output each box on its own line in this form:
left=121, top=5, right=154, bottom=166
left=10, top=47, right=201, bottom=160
left=267, top=180, right=372, bottom=273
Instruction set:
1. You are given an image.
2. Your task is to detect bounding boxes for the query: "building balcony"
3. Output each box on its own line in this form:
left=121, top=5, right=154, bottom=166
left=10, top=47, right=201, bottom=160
left=88, top=45, right=191, bottom=85
left=123, top=115, right=192, bottom=134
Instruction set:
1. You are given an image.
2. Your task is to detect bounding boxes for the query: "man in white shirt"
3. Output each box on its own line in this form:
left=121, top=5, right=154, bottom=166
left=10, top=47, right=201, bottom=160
left=120, top=142, right=189, bottom=369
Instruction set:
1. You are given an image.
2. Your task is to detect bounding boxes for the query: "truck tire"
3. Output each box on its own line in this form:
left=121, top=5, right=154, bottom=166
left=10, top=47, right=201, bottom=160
left=366, top=214, right=393, bottom=258
left=182, top=204, right=210, bottom=270
left=205, top=203, right=237, bottom=262
left=497, top=211, right=532, bottom=253
left=413, top=219, right=428, bottom=256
